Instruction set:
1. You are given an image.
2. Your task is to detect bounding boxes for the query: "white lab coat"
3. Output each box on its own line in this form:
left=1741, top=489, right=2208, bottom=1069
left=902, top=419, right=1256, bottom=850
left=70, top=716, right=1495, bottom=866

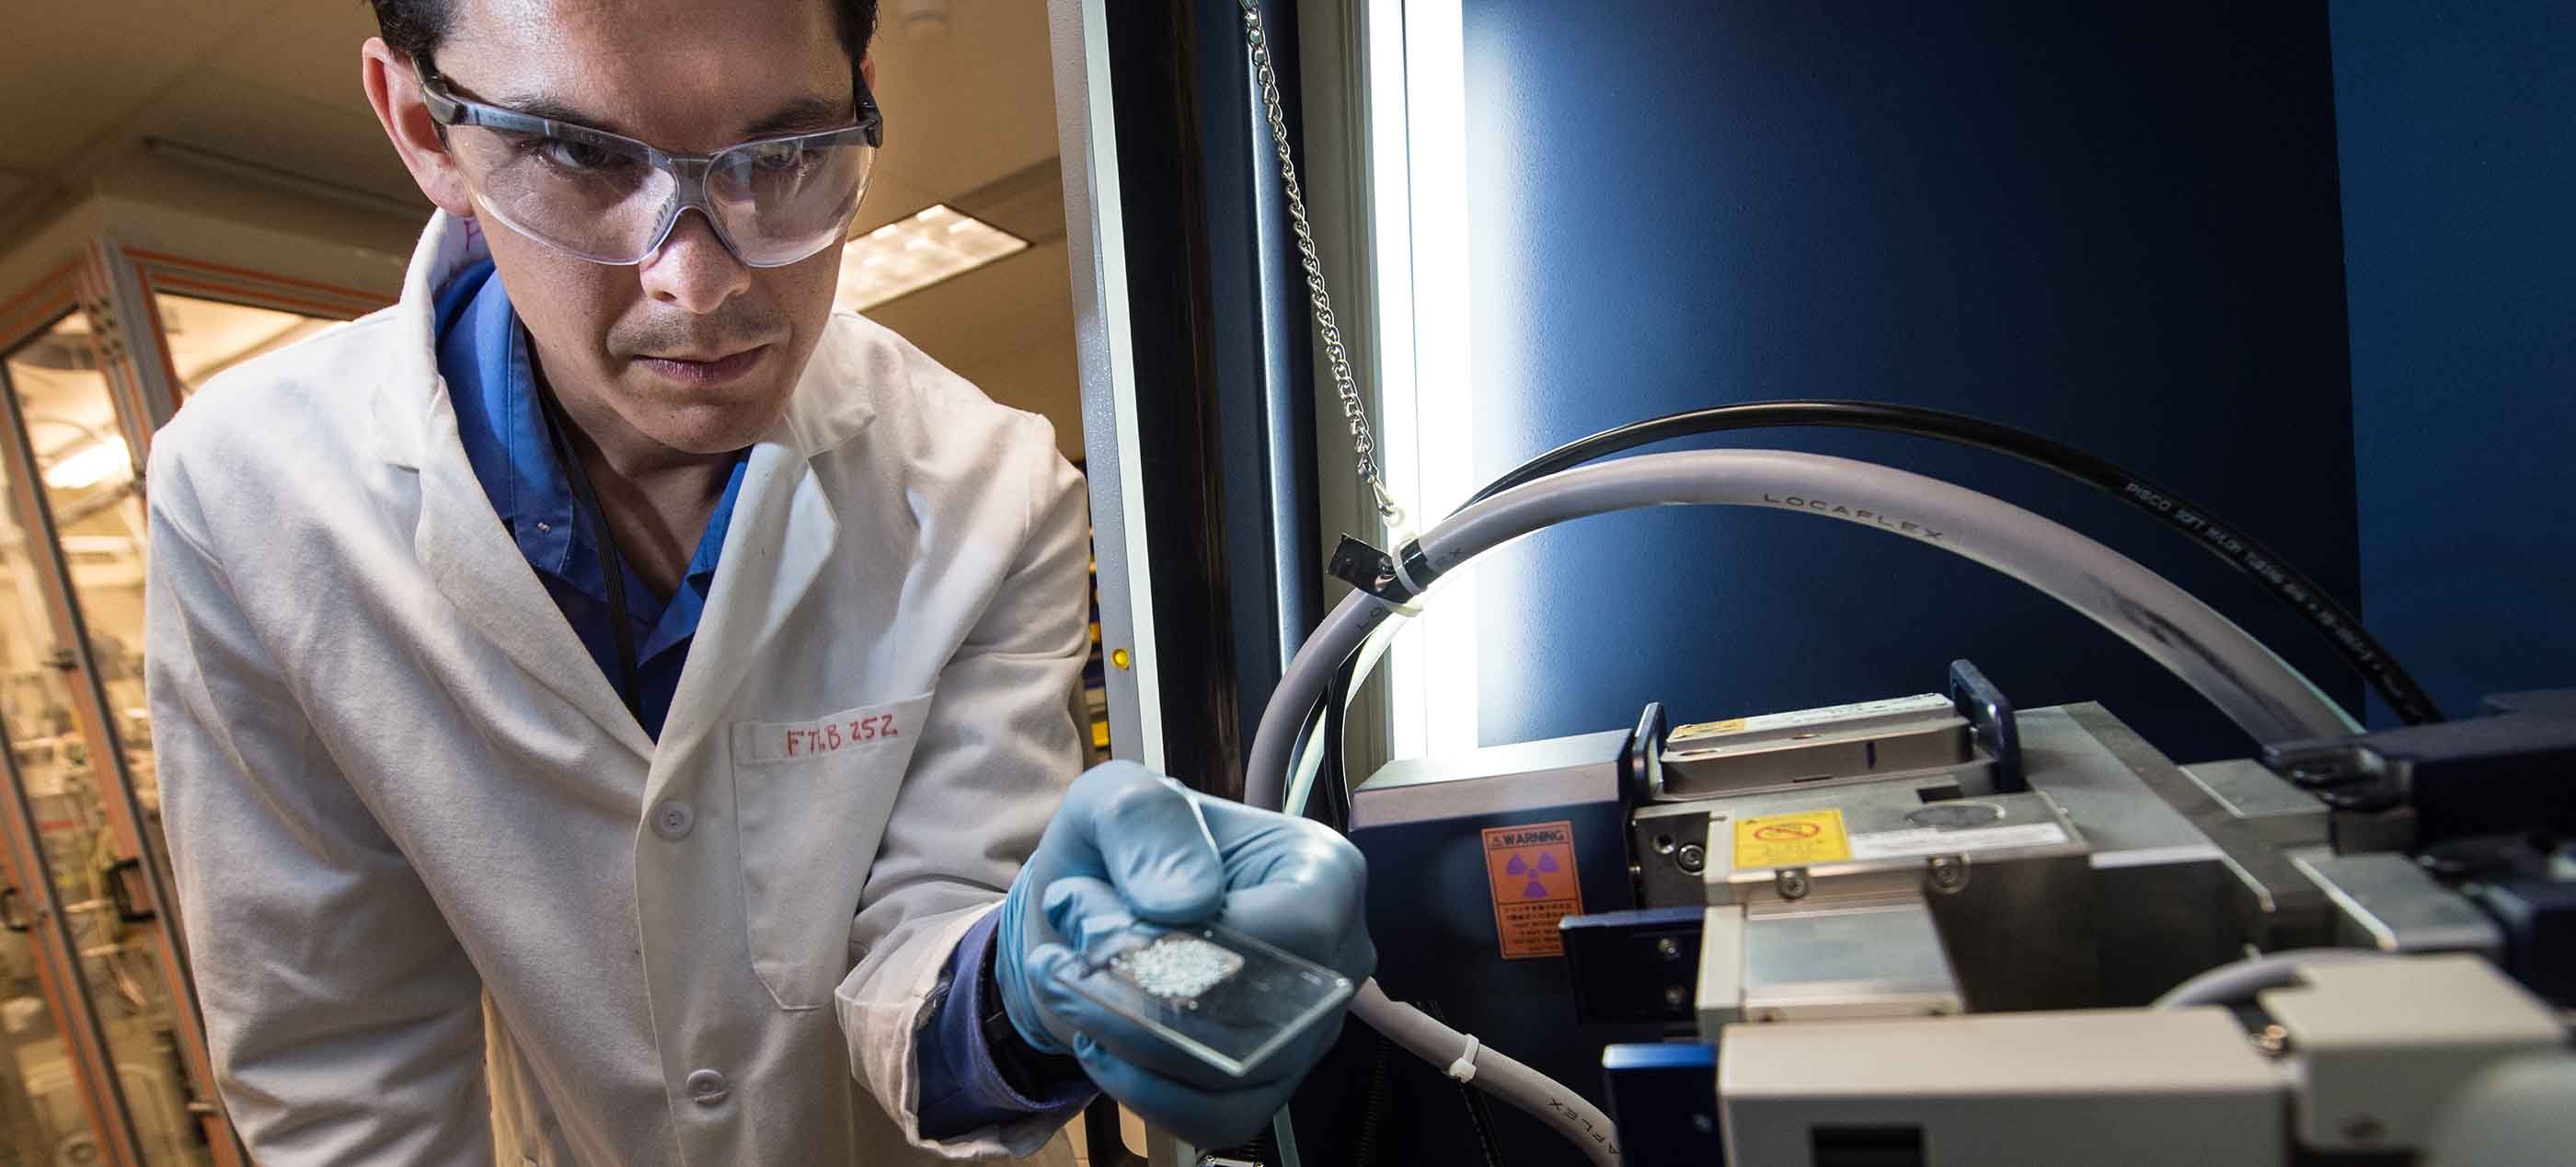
left=144, top=213, right=1089, bottom=1166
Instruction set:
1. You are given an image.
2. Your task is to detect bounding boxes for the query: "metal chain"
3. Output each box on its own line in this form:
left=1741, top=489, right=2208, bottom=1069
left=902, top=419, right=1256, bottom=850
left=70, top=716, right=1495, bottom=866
left=1240, top=0, right=1405, bottom=526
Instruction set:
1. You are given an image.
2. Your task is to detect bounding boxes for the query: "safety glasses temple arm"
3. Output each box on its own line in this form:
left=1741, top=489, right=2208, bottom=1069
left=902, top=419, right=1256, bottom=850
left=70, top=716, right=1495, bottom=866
left=415, top=68, right=649, bottom=155
left=851, top=61, right=886, bottom=148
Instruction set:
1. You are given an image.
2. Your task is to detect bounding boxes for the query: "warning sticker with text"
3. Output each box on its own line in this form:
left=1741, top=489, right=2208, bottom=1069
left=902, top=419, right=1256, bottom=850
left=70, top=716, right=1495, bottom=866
left=1732, top=809, right=1853, bottom=869
left=1481, top=820, right=1584, bottom=960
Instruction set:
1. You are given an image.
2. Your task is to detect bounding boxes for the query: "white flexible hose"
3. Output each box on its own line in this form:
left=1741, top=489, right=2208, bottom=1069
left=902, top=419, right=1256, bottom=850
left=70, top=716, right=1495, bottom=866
left=1351, top=980, right=1621, bottom=1166
left=1248, top=448, right=2358, bottom=810
left=2151, top=948, right=2398, bottom=1010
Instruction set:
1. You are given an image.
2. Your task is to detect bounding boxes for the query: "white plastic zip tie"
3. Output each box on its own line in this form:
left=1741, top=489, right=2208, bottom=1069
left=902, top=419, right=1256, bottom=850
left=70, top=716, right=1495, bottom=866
left=1447, top=1034, right=1482, bottom=1083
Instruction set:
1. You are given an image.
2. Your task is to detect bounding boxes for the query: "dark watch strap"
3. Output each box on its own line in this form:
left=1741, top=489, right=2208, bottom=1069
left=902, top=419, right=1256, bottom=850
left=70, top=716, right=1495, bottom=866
left=980, top=942, right=1088, bottom=1093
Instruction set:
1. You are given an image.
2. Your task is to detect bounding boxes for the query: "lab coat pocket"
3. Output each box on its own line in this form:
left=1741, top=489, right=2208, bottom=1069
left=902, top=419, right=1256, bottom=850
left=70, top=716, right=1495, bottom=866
left=730, top=691, right=934, bottom=1010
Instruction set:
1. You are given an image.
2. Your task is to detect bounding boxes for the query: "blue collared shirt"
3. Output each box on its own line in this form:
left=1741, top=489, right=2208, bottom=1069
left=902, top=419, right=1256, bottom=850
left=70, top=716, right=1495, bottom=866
left=431, top=261, right=1087, bottom=1138
left=431, top=260, right=742, bottom=741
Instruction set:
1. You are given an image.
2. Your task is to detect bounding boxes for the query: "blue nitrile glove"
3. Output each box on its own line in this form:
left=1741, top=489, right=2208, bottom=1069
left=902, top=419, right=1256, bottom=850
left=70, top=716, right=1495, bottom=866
left=993, top=761, right=1374, bottom=1149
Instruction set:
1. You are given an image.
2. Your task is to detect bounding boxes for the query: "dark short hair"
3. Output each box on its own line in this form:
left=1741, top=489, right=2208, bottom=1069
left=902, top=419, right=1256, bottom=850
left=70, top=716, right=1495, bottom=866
left=368, top=0, right=880, bottom=68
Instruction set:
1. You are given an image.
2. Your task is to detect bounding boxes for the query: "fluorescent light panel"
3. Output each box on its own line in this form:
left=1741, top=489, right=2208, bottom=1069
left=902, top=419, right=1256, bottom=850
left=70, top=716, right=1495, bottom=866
left=45, top=437, right=131, bottom=491
left=1370, top=0, right=1430, bottom=763
left=1375, top=0, right=1480, bottom=762
left=836, top=204, right=1029, bottom=311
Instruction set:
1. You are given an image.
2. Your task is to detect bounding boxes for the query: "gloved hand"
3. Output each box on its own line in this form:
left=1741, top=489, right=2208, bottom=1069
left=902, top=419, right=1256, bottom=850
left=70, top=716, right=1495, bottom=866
left=994, top=761, right=1374, bottom=1149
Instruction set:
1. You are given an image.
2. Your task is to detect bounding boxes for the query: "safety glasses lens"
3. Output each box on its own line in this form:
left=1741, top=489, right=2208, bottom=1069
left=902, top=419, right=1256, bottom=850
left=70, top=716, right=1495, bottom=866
left=449, top=124, right=873, bottom=267
left=447, top=126, right=675, bottom=262
left=707, top=141, right=876, bottom=267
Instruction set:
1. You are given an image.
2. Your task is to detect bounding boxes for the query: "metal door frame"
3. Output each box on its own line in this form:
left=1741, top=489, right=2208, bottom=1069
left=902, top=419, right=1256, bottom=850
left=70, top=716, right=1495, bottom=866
left=0, top=694, right=148, bottom=1167
left=113, top=245, right=392, bottom=433
left=0, top=265, right=158, bottom=1167
left=0, top=235, right=388, bottom=1167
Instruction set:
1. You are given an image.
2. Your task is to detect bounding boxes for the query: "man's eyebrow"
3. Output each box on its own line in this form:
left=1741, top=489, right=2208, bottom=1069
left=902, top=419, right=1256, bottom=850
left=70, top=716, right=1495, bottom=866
left=744, top=97, right=857, bottom=137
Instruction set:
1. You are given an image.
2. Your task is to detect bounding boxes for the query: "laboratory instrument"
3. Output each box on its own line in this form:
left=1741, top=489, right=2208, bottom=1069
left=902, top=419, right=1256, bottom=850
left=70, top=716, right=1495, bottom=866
left=1220, top=432, right=2575, bottom=1167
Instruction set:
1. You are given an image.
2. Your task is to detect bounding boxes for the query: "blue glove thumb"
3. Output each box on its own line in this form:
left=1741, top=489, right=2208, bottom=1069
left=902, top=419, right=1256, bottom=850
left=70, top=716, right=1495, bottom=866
left=995, top=762, right=1226, bottom=1054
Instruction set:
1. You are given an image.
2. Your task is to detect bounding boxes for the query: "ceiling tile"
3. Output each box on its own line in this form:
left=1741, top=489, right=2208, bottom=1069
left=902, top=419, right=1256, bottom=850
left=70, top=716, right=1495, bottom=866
left=204, top=1, right=385, bottom=133
left=853, top=171, right=948, bottom=236
left=864, top=237, right=1075, bottom=375
left=136, top=70, right=429, bottom=209
left=0, top=0, right=282, bottom=169
left=862, top=239, right=1082, bottom=459
left=867, top=0, right=1064, bottom=204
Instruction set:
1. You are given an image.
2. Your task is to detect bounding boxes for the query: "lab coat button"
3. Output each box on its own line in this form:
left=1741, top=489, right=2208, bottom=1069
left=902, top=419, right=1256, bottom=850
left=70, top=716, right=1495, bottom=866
left=686, top=1069, right=730, bottom=1105
left=653, top=800, right=695, bottom=840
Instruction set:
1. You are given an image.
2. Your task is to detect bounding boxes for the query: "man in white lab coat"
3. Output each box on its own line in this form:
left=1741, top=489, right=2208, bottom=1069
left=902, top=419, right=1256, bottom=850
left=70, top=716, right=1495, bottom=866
left=141, top=1, right=1372, bottom=1163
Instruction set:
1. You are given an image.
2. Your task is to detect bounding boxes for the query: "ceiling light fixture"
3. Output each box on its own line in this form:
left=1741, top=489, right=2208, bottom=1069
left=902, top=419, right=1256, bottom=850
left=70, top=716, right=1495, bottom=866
left=43, top=436, right=131, bottom=491
left=835, top=205, right=1029, bottom=312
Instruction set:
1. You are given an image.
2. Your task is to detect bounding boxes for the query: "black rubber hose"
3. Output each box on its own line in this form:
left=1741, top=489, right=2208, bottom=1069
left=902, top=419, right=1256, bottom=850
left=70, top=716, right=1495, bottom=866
left=1459, top=400, right=2440, bottom=724
left=1316, top=642, right=1357, bottom=830
left=1420, top=999, right=1508, bottom=1167
left=1282, top=671, right=1350, bottom=830
left=1352, top=1033, right=1394, bottom=1167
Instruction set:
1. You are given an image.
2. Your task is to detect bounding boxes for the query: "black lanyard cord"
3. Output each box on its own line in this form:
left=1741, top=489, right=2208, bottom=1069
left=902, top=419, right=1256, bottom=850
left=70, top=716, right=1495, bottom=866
left=531, top=374, right=645, bottom=722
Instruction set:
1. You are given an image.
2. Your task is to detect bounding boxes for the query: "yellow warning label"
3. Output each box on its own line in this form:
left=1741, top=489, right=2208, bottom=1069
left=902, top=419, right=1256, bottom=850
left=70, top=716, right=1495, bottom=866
left=1733, top=809, right=1852, bottom=869
left=1482, top=820, right=1584, bottom=960
left=1672, top=716, right=1749, bottom=739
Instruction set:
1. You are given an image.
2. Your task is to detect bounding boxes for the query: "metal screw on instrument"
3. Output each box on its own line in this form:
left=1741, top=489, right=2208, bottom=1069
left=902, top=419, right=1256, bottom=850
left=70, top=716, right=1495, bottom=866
left=2253, top=1024, right=2293, bottom=1057
left=1663, top=986, right=1688, bottom=1008
left=1656, top=937, right=1684, bottom=960
left=1928, top=856, right=1967, bottom=893
left=1676, top=843, right=1707, bottom=874
left=1777, top=868, right=1811, bottom=900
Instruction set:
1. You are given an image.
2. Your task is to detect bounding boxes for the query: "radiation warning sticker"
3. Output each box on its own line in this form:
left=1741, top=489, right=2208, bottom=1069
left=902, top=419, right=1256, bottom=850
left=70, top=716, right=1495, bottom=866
left=1732, top=809, right=1852, bottom=869
left=1481, top=820, right=1584, bottom=960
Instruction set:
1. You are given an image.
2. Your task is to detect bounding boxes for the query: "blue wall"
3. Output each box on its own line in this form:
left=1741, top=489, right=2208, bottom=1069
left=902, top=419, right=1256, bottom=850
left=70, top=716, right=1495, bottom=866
left=2329, top=0, right=2576, bottom=723
left=1461, top=1, right=2364, bottom=764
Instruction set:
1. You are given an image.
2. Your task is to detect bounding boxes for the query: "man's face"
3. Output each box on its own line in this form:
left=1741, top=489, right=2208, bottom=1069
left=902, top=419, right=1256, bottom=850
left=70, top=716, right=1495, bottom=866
left=426, top=0, right=854, bottom=456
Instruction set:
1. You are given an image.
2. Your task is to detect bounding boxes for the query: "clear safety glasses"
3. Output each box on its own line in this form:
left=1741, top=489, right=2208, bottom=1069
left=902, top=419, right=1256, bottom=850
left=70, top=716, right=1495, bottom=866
left=417, top=59, right=884, bottom=269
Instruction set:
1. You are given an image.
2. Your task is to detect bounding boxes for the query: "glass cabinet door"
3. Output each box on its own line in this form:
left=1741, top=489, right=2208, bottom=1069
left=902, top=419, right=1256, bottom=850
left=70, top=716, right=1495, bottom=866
left=0, top=823, right=120, bottom=1166
left=150, top=294, right=333, bottom=403
left=1, top=314, right=210, bottom=1167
